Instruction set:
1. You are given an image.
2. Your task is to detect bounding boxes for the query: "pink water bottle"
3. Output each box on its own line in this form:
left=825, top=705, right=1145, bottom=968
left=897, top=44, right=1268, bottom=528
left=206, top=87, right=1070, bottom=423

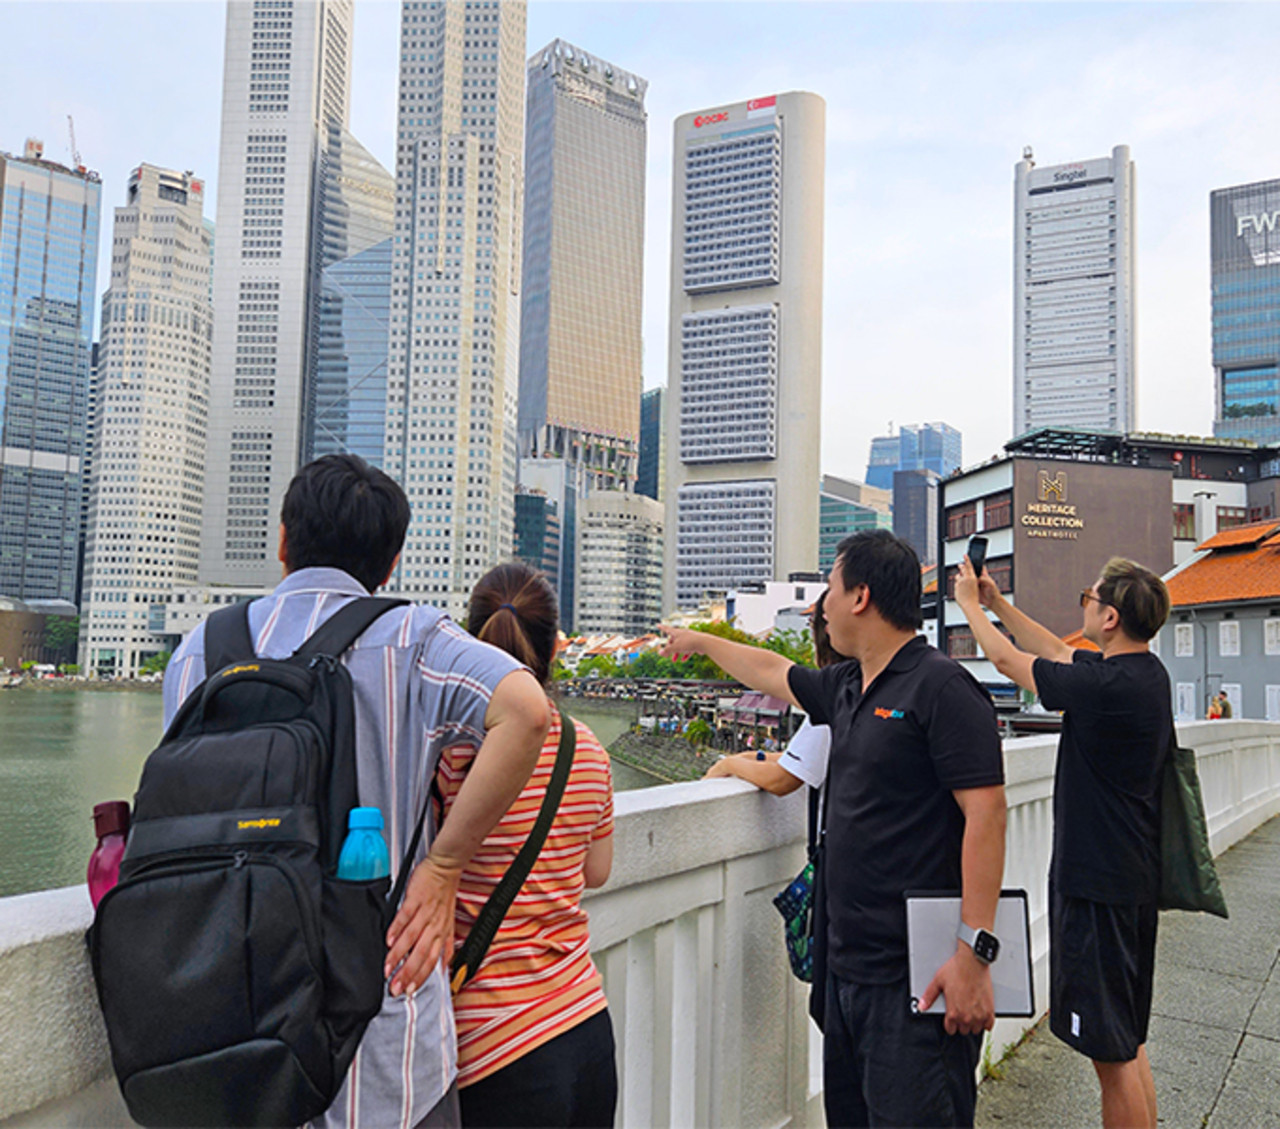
left=88, top=801, right=131, bottom=908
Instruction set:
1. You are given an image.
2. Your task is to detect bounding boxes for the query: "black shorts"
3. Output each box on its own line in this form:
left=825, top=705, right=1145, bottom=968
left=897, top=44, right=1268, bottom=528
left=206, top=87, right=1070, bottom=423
left=1049, top=882, right=1158, bottom=1063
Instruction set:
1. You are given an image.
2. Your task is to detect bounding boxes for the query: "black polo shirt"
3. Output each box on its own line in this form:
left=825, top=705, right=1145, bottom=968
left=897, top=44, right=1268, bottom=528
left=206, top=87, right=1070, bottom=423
left=1033, top=650, right=1170, bottom=905
left=788, top=636, right=1004, bottom=984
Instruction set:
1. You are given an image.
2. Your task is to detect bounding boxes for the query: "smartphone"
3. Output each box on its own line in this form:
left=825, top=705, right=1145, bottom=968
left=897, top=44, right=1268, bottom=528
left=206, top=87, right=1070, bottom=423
left=967, top=536, right=989, bottom=576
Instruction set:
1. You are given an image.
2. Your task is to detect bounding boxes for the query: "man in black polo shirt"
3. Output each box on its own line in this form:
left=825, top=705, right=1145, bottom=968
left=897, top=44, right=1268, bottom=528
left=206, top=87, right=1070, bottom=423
left=953, top=554, right=1171, bottom=1129
left=661, top=531, right=1006, bottom=1128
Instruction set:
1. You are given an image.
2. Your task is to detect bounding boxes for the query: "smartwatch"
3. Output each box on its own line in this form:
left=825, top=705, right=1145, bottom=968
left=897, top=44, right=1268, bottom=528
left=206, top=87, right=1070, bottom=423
left=957, top=922, right=1000, bottom=965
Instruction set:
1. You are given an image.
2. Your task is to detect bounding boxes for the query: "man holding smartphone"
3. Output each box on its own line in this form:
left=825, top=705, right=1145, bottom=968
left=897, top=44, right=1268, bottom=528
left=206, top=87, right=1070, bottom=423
left=953, top=551, right=1171, bottom=1129
left=661, top=531, right=1006, bottom=1127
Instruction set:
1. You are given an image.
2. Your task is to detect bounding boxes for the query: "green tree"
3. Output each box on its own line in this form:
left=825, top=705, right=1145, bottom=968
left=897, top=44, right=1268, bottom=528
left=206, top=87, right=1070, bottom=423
left=20, top=660, right=35, bottom=672
left=58, top=663, right=80, bottom=675
left=674, top=620, right=764, bottom=680
left=577, top=654, right=619, bottom=679
left=44, top=615, right=80, bottom=663
left=765, top=627, right=815, bottom=668
left=551, top=658, right=571, bottom=681
left=685, top=717, right=714, bottom=746
left=629, top=650, right=678, bottom=679
left=139, top=651, right=172, bottom=677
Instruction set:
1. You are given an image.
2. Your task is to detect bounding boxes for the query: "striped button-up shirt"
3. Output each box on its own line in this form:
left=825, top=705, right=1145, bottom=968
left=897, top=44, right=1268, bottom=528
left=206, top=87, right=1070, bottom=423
left=163, top=567, right=522, bottom=1129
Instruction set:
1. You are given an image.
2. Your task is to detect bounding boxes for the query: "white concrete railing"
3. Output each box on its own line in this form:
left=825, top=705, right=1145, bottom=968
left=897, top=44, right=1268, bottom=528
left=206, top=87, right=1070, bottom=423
left=3, top=720, right=1280, bottom=1128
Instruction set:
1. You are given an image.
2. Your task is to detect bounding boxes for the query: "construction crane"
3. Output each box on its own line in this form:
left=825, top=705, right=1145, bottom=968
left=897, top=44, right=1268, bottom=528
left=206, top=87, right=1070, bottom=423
left=66, top=115, right=83, bottom=173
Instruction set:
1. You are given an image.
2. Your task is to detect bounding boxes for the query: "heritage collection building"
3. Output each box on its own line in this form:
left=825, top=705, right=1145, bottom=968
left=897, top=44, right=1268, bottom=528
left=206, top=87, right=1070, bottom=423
left=939, top=428, right=1280, bottom=698
left=201, top=0, right=392, bottom=588
left=0, top=140, right=102, bottom=604
left=80, top=166, right=213, bottom=677
left=1013, top=146, right=1136, bottom=436
left=664, top=92, right=825, bottom=612
left=382, top=0, right=528, bottom=618
left=1211, top=179, right=1280, bottom=446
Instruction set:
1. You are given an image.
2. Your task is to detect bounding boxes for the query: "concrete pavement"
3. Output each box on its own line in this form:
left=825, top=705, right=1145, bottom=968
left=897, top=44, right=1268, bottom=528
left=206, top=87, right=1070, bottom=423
left=977, top=815, right=1280, bottom=1128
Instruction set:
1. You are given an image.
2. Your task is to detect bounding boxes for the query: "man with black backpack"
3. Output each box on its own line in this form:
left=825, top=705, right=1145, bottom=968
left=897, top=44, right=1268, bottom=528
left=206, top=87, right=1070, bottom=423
left=143, top=455, right=549, bottom=1128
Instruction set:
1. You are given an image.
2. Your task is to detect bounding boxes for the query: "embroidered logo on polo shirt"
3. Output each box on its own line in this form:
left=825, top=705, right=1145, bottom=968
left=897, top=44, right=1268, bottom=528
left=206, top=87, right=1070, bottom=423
left=873, top=708, right=905, bottom=720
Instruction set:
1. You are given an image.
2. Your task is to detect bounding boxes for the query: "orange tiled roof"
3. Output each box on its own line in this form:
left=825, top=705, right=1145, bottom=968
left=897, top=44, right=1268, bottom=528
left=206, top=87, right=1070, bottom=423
left=1195, top=520, right=1280, bottom=551
left=1166, top=540, right=1280, bottom=607
left=1060, top=628, right=1101, bottom=653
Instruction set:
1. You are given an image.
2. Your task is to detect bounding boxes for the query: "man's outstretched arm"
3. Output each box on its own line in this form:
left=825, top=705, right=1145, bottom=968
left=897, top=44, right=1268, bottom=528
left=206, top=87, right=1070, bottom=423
left=659, top=627, right=799, bottom=706
left=384, top=668, right=549, bottom=996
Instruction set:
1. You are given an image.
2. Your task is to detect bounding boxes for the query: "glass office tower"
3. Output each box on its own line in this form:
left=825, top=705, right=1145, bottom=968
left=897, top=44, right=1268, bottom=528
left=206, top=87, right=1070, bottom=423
left=1212, top=179, right=1280, bottom=445
left=313, top=238, right=392, bottom=467
left=0, top=141, right=102, bottom=603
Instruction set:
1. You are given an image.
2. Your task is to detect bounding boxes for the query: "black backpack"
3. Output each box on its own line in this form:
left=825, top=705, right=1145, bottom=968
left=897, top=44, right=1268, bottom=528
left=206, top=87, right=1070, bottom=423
left=90, top=596, right=418, bottom=1128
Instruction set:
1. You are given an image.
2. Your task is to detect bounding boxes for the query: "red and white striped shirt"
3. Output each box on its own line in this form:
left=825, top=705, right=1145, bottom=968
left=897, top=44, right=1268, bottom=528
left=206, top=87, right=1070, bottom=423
left=437, top=708, right=613, bottom=1087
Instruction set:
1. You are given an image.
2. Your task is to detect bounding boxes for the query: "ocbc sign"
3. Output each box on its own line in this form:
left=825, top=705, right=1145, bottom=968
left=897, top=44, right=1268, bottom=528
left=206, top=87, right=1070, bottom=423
left=694, top=112, right=728, bottom=128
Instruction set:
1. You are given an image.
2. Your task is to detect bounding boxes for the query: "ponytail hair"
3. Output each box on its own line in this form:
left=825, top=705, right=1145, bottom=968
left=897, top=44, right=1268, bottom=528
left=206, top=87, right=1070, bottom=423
left=467, top=561, right=559, bottom=685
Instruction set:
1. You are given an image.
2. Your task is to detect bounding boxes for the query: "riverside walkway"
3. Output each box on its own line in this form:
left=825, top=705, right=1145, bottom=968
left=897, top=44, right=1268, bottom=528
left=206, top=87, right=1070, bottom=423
left=978, top=815, right=1280, bottom=1129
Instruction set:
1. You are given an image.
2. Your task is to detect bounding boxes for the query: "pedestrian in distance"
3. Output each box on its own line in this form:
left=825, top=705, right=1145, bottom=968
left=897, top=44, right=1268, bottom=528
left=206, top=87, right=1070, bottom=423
left=437, top=561, right=618, bottom=1128
left=163, top=455, right=550, bottom=1129
left=953, top=554, right=1171, bottom=1129
left=661, top=530, right=1007, bottom=1129
left=702, top=590, right=845, bottom=795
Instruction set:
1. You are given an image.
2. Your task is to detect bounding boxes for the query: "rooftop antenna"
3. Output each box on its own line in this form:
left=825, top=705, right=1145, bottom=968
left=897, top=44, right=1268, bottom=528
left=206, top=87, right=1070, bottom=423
left=66, top=114, right=83, bottom=173
left=1022, top=145, right=1035, bottom=168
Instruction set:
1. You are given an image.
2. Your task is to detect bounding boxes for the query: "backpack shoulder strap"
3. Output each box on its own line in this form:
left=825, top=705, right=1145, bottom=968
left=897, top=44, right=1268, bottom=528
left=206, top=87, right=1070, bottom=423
left=449, top=703, right=576, bottom=994
left=294, top=597, right=410, bottom=661
left=204, top=602, right=256, bottom=674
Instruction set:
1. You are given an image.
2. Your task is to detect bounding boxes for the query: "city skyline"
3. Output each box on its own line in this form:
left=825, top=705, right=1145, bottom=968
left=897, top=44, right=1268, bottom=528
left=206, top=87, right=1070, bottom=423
left=4, top=2, right=1280, bottom=483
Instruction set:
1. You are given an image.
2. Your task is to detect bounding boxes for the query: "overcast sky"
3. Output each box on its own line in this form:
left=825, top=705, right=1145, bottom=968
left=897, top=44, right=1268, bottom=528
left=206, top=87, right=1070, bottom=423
left=4, top=1, right=1278, bottom=483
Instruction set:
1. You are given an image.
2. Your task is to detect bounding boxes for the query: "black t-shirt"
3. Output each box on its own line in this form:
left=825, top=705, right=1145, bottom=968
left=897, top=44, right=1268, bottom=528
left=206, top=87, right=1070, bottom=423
left=1033, top=650, right=1171, bottom=905
left=788, top=636, right=1004, bottom=984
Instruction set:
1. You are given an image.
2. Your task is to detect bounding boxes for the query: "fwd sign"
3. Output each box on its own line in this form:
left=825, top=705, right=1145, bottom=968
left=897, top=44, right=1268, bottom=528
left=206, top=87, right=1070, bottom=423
left=1238, top=211, right=1280, bottom=237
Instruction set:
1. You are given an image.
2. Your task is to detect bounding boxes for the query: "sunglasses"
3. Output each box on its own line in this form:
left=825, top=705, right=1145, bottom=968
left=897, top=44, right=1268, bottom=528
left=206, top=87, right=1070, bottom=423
left=1079, top=590, right=1110, bottom=609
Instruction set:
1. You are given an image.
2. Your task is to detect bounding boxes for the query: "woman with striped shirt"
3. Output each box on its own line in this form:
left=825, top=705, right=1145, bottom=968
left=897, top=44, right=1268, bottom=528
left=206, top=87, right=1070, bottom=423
left=436, top=561, right=616, bottom=1128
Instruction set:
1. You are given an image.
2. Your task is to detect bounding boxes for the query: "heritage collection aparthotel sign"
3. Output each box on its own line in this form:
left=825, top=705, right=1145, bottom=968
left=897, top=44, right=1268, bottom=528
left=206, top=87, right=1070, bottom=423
left=1021, top=469, right=1086, bottom=540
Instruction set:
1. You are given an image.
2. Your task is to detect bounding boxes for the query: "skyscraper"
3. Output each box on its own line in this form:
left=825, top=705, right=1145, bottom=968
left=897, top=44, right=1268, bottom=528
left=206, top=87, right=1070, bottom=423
left=80, top=166, right=214, bottom=676
left=304, top=124, right=396, bottom=465
left=382, top=0, right=528, bottom=618
left=1211, top=179, right=1280, bottom=445
left=637, top=386, right=664, bottom=501
left=664, top=93, right=825, bottom=612
left=864, top=422, right=962, bottom=490
left=201, top=0, right=378, bottom=588
left=818, top=474, right=891, bottom=573
left=1014, top=145, right=1135, bottom=436
left=892, top=467, right=939, bottom=566
left=0, top=140, right=102, bottom=604
left=519, top=40, right=647, bottom=490
left=575, top=490, right=663, bottom=636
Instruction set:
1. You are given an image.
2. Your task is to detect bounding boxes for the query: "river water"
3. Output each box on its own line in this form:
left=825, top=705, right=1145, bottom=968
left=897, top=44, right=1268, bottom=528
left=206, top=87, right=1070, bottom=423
left=0, top=689, right=653, bottom=899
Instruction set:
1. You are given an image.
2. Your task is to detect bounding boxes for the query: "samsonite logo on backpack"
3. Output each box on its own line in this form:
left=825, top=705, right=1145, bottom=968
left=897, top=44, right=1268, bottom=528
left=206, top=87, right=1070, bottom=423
left=89, top=598, right=411, bottom=1128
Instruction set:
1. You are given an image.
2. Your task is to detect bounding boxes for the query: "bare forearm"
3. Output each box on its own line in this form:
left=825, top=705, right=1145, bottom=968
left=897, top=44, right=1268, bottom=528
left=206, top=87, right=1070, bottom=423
left=958, top=600, right=1038, bottom=692
left=958, top=789, right=1006, bottom=932
left=714, top=752, right=803, bottom=795
left=691, top=635, right=798, bottom=704
left=987, top=595, right=1073, bottom=662
left=431, top=684, right=548, bottom=868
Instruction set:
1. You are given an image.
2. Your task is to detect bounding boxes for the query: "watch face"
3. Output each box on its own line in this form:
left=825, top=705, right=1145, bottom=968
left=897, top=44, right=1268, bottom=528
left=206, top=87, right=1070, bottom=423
left=974, top=930, right=1000, bottom=964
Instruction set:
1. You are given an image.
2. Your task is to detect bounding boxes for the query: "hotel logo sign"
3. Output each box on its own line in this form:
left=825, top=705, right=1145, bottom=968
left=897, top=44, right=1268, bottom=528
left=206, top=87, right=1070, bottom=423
left=1023, top=468, right=1084, bottom=540
left=1037, top=470, right=1067, bottom=502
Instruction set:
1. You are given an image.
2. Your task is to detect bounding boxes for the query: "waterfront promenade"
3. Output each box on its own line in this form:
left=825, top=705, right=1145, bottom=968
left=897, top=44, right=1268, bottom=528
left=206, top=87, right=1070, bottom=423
left=977, top=814, right=1280, bottom=1129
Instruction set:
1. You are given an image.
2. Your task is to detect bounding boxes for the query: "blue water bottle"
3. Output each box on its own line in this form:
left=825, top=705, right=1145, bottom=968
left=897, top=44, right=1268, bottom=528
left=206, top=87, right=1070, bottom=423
left=336, top=807, right=391, bottom=880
